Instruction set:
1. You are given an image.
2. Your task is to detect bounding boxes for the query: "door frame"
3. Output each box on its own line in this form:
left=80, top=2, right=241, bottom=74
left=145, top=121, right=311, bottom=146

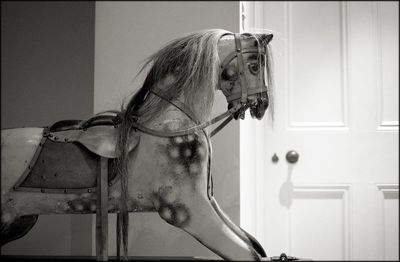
left=239, top=0, right=268, bottom=239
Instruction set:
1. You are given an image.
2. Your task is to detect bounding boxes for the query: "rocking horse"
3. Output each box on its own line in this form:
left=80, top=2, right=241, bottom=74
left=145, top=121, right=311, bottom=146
left=1, top=29, right=274, bottom=261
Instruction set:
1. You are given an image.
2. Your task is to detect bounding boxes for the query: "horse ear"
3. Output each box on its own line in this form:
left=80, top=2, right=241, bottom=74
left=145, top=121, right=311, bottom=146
left=264, top=34, right=273, bottom=44
left=255, top=34, right=273, bottom=46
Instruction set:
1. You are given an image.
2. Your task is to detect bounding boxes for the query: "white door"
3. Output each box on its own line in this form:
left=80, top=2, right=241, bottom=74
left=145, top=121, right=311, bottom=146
left=240, top=1, right=399, bottom=260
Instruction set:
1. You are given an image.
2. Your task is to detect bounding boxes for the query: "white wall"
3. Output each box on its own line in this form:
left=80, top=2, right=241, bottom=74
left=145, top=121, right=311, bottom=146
left=94, top=2, right=240, bottom=257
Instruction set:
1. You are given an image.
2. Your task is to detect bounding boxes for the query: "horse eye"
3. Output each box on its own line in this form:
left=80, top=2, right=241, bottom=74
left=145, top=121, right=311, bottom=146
left=248, top=63, right=260, bottom=75
left=222, top=65, right=238, bottom=81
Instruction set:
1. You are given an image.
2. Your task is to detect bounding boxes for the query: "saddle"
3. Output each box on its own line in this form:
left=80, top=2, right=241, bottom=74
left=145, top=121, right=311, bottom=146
left=14, top=115, right=140, bottom=194
left=47, top=123, right=138, bottom=159
left=47, top=114, right=137, bottom=159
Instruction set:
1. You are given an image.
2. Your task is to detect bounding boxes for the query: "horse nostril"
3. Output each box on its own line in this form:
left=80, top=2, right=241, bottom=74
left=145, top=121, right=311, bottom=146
left=262, top=97, right=269, bottom=109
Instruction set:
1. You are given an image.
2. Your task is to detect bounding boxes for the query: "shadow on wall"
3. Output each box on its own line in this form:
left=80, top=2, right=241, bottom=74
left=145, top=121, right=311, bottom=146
left=1, top=1, right=95, bottom=255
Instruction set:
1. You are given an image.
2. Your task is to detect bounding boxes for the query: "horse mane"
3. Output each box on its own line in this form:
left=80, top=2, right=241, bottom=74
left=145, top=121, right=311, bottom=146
left=124, top=29, right=232, bottom=124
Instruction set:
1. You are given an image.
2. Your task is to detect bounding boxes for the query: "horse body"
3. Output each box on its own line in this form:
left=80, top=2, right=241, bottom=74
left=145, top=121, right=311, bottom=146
left=1, top=29, right=273, bottom=260
left=2, top=104, right=250, bottom=259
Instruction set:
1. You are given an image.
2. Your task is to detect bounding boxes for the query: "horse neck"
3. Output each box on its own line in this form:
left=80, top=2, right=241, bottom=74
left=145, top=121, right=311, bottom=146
left=149, top=78, right=215, bottom=125
left=182, top=88, right=214, bottom=123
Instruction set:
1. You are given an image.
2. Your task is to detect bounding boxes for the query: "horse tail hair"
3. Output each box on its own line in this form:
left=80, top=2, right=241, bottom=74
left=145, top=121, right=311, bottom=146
left=115, top=71, right=158, bottom=259
left=114, top=56, right=156, bottom=261
left=116, top=110, right=134, bottom=261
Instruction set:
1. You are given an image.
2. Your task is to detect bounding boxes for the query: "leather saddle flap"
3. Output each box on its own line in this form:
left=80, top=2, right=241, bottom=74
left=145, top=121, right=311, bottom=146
left=48, top=126, right=139, bottom=158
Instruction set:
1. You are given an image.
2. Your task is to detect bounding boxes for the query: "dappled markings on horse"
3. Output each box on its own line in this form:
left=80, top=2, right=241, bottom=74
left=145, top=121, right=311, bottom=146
left=183, top=148, right=192, bottom=157
left=168, top=147, right=180, bottom=158
left=173, top=136, right=184, bottom=144
left=158, top=204, right=190, bottom=227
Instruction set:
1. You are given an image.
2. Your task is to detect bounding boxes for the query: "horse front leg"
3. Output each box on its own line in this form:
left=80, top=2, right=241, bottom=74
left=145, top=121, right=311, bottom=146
left=149, top=133, right=260, bottom=260
left=209, top=196, right=267, bottom=258
left=153, top=184, right=261, bottom=260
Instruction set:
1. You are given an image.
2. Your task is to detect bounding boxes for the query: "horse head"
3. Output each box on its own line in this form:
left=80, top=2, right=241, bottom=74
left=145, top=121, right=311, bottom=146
left=218, top=33, right=273, bottom=120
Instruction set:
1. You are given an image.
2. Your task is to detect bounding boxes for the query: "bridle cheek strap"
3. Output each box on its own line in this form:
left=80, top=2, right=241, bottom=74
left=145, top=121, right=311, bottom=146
left=234, top=33, right=248, bottom=104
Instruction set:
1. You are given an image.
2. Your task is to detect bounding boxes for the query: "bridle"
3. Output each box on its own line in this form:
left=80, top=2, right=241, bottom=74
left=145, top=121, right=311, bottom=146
left=219, top=33, right=268, bottom=105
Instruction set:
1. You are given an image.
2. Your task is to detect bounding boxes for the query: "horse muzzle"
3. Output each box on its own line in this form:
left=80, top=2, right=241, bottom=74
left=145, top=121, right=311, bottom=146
left=228, top=92, right=269, bottom=120
left=249, top=95, right=269, bottom=120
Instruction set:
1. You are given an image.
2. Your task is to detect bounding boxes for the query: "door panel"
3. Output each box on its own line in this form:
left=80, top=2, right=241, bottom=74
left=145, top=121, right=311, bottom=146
left=241, top=1, right=399, bottom=260
left=290, top=185, right=350, bottom=260
left=378, top=2, right=399, bottom=129
left=289, top=2, right=346, bottom=126
left=378, top=185, right=399, bottom=260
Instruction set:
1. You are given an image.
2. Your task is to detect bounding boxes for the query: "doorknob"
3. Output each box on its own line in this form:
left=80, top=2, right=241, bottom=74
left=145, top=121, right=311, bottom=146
left=286, top=150, right=299, bottom=164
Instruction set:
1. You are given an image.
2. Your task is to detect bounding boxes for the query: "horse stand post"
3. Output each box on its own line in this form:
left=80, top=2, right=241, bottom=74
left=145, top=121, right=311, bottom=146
left=96, top=157, right=109, bottom=261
